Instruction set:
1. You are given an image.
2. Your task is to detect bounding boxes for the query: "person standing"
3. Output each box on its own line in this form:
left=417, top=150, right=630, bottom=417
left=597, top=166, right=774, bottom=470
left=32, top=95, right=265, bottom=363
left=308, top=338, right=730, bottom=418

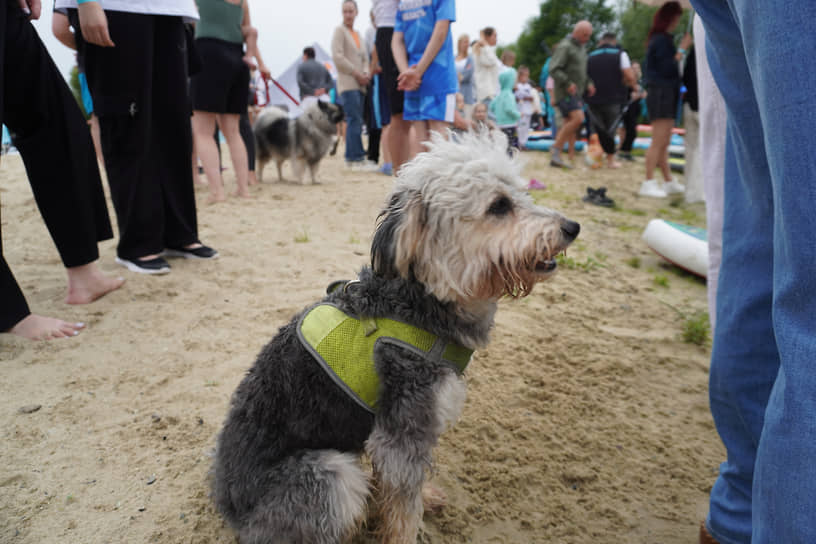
left=691, top=1, right=816, bottom=543
left=373, top=0, right=411, bottom=174
left=618, top=60, right=645, bottom=162
left=332, top=0, right=376, bottom=170
left=639, top=1, right=691, bottom=198
left=392, top=0, right=458, bottom=161
left=60, top=0, right=218, bottom=274
left=548, top=20, right=595, bottom=169
left=585, top=32, right=636, bottom=169
left=2, top=0, right=125, bottom=340
left=472, top=26, right=501, bottom=105
left=296, top=46, right=334, bottom=108
left=513, top=65, right=535, bottom=148
left=454, top=34, right=475, bottom=118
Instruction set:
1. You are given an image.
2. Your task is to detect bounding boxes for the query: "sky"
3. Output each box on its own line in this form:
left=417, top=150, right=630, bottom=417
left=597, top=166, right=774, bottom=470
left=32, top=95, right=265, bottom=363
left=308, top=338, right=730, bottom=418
left=30, top=1, right=545, bottom=82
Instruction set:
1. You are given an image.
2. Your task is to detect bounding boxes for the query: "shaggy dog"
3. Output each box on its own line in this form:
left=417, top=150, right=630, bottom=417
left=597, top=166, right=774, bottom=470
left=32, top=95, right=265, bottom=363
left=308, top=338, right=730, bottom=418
left=213, top=131, right=580, bottom=543
left=254, top=101, right=344, bottom=184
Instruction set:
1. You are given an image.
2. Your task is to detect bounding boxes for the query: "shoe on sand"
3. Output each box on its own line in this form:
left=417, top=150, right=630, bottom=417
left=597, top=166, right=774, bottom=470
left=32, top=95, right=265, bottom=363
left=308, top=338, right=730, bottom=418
left=163, top=245, right=219, bottom=260
left=664, top=178, right=686, bottom=194
left=550, top=155, right=572, bottom=169
left=639, top=179, right=668, bottom=198
left=116, top=256, right=171, bottom=275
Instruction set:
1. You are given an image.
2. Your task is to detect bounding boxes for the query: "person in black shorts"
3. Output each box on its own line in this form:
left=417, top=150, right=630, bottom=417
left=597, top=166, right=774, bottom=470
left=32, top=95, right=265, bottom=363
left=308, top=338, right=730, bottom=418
left=373, top=0, right=411, bottom=173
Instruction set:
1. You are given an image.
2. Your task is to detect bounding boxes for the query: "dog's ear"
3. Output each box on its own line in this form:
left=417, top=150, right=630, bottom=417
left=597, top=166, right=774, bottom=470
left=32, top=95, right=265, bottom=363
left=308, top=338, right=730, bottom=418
left=317, top=100, right=329, bottom=112
left=371, top=190, right=427, bottom=279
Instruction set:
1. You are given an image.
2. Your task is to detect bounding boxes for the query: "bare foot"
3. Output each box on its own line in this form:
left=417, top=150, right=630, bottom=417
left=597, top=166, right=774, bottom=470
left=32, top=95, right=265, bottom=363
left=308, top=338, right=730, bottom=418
left=207, top=192, right=227, bottom=204
left=8, top=314, right=85, bottom=340
left=248, top=172, right=259, bottom=186
left=421, top=482, right=447, bottom=514
left=607, top=160, right=622, bottom=169
left=231, top=190, right=252, bottom=199
left=65, top=263, right=125, bottom=305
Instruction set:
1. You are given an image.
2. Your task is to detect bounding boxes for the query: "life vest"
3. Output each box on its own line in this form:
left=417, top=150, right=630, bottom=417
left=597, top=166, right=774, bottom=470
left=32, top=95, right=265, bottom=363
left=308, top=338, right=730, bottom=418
left=297, top=303, right=473, bottom=414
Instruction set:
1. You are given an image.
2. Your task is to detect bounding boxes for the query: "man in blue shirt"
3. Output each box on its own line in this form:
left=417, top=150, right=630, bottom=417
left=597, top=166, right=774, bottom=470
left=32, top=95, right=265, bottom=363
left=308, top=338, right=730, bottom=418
left=392, top=0, right=457, bottom=161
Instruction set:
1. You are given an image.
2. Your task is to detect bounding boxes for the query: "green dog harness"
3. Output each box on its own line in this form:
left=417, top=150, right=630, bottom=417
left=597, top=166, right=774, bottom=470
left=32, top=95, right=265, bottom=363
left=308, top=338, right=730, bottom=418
left=297, top=302, right=473, bottom=414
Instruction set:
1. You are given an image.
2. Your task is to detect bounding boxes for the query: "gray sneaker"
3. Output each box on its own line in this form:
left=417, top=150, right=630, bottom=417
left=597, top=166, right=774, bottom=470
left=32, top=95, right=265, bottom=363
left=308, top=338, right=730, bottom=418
left=550, top=155, right=572, bottom=169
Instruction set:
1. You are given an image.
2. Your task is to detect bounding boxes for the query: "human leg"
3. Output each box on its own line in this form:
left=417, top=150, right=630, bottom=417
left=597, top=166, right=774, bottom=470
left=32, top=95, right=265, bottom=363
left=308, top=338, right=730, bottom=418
left=193, top=111, right=226, bottom=202
left=217, top=113, right=251, bottom=197
left=694, top=1, right=816, bottom=542
left=341, top=90, right=365, bottom=162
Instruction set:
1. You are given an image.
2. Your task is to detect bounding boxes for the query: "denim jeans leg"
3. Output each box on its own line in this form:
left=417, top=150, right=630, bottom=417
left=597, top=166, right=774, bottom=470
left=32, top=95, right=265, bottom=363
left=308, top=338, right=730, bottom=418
left=341, top=90, right=365, bottom=162
left=693, top=1, right=816, bottom=543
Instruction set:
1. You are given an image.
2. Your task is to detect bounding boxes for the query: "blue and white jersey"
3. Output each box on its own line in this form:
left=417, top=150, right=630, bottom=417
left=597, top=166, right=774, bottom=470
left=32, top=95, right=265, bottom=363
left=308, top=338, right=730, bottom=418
left=396, top=0, right=457, bottom=96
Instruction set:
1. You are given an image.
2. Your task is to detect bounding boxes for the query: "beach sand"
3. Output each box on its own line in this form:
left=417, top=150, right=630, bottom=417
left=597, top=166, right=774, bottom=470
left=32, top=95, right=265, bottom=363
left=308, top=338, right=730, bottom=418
left=0, top=145, right=723, bottom=543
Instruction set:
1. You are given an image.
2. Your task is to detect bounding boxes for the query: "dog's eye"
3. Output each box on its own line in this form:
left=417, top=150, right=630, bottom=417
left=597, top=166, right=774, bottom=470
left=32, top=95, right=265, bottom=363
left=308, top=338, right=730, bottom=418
left=487, top=196, right=513, bottom=216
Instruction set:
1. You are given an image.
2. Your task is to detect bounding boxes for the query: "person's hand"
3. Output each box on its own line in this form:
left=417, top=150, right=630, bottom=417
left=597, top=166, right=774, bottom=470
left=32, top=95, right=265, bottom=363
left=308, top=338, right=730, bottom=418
left=567, top=82, right=577, bottom=95
left=17, top=0, right=41, bottom=19
left=397, top=66, right=422, bottom=91
left=353, top=71, right=370, bottom=86
left=78, top=1, right=115, bottom=47
left=586, top=83, right=596, bottom=97
left=315, top=88, right=326, bottom=96
left=680, top=32, right=693, bottom=51
left=258, top=63, right=271, bottom=80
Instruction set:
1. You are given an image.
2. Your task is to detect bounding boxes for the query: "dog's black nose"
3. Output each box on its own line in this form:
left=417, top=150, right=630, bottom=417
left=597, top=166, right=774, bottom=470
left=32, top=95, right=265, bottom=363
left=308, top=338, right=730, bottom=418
left=561, top=219, right=580, bottom=240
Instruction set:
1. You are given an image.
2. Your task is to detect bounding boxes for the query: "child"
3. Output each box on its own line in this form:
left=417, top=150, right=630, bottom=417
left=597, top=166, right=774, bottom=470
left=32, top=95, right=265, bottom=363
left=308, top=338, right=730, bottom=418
left=452, top=92, right=471, bottom=136
left=392, top=0, right=458, bottom=162
left=514, top=65, right=535, bottom=148
left=489, top=68, right=521, bottom=153
left=470, top=102, right=496, bottom=132
left=500, top=49, right=516, bottom=71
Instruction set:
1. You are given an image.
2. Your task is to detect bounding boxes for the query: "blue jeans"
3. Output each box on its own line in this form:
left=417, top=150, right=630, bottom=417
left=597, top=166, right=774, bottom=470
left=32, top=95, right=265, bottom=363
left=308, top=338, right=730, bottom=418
left=340, top=90, right=365, bottom=162
left=691, top=1, right=816, bottom=542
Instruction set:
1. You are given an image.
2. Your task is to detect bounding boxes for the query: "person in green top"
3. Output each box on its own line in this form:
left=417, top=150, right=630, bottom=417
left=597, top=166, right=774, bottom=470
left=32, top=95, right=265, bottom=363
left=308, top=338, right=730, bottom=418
left=548, top=20, right=596, bottom=169
left=191, top=0, right=268, bottom=204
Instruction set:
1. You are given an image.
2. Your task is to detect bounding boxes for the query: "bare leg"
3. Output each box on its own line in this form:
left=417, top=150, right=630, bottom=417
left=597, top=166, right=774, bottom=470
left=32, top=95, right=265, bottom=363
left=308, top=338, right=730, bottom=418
left=409, top=120, right=428, bottom=161
left=388, top=113, right=412, bottom=173
left=8, top=315, right=85, bottom=340
left=645, top=118, right=673, bottom=180
left=89, top=113, right=103, bottom=165
left=552, top=109, right=583, bottom=160
left=192, top=111, right=226, bottom=203
left=65, top=262, right=125, bottom=305
left=217, top=113, right=251, bottom=198
left=381, top=124, right=392, bottom=164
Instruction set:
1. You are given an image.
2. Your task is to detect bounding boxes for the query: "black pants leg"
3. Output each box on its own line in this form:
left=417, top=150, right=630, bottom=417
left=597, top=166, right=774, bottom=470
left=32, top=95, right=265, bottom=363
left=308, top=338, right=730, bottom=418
left=79, top=11, right=199, bottom=260
left=620, top=98, right=641, bottom=153
left=364, top=82, right=380, bottom=163
left=239, top=110, right=254, bottom=171
left=1, top=0, right=113, bottom=330
left=588, top=103, right=619, bottom=155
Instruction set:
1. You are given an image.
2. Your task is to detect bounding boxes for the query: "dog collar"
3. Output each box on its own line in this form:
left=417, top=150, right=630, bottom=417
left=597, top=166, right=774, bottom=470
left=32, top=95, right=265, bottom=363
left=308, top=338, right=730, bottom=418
left=297, top=295, right=473, bottom=414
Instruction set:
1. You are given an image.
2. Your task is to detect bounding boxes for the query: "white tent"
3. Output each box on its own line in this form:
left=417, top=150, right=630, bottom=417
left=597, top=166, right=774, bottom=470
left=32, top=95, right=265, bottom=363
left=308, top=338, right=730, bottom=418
left=265, top=42, right=338, bottom=117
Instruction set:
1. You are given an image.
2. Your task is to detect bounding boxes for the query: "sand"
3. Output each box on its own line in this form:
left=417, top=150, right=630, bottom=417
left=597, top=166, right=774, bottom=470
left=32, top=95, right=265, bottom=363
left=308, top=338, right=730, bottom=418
left=0, top=145, right=724, bottom=544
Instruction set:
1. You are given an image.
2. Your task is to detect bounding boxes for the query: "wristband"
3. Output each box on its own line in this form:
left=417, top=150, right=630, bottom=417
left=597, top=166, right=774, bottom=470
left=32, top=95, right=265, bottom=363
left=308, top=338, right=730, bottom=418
left=678, top=48, right=686, bottom=54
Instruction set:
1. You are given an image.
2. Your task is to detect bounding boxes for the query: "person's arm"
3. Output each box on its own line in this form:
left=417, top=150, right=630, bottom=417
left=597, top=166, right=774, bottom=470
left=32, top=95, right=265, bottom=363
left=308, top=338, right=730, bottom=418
left=397, top=18, right=450, bottom=92
left=77, top=1, right=115, bottom=47
left=52, top=11, right=76, bottom=50
left=460, top=55, right=474, bottom=85
left=548, top=44, right=571, bottom=93
left=333, top=27, right=368, bottom=85
left=17, top=0, right=41, bottom=19
left=297, top=65, right=314, bottom=97
left=241, top=2, right=270, bottom=78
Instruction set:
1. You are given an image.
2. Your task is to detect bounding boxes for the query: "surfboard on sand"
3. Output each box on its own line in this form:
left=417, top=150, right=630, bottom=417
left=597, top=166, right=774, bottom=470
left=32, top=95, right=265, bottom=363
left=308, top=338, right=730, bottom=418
left=642, top=219, right=708, bottom=278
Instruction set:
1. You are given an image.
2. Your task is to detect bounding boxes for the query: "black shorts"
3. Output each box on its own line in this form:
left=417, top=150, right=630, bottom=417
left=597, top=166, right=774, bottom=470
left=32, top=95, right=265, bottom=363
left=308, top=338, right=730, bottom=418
left=375, top=26, right=404, bottom=118
left=646, top=84, right=679, bottom=121
left=191, top=38, right=249, bottom=114
left=556, top=95, right=584, bottom=117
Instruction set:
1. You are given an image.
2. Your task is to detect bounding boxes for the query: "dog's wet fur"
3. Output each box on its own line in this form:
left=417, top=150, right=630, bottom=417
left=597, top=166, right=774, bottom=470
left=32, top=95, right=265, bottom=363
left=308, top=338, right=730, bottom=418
left=254, top=101, right=344, bottom=184
left=213, top=131, right=580, bottom=543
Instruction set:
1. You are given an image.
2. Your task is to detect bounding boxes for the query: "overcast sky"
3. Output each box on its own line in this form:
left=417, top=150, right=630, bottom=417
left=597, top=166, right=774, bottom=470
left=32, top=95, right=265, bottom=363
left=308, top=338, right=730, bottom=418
left=30, top=1, right=545, bottom=81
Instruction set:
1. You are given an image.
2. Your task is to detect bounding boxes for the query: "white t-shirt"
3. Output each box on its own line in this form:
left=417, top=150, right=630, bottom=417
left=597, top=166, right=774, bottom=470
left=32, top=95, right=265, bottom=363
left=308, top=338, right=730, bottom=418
left=54, top=0, right=198, bottom=19
left=620, top=51, right=632, bottom=69
left=372, top=0, right=397, bottom=28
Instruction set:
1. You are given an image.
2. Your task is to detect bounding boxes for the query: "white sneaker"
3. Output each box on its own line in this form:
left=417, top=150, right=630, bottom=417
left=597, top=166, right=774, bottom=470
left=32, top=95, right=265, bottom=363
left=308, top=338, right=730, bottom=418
left=664, top=178, right=686, bottom=194
left=346, top=160, right=380, bottom=172
left=639, top=179, right=668, bottom=198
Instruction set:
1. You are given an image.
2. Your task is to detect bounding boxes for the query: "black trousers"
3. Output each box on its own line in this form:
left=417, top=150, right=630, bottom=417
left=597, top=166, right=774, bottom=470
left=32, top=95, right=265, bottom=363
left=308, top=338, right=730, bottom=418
left=74, top=10, right=199, bottom=260
left=620, top=98, right=641, bottom=153
left=1, top=0, right=113, bottom=331
left=587, top=103, right=621, bottom=155
left=364, top=81, right=381, bottom=164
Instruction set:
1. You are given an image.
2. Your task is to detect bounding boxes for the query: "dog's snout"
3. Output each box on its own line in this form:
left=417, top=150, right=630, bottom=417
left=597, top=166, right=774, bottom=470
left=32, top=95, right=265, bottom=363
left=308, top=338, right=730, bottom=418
left=561, top=219, right=580, bottom=240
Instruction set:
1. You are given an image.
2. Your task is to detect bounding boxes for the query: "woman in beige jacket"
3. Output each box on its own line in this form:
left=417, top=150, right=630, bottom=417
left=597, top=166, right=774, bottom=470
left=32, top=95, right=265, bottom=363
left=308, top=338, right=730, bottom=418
left=331, top=0, right=373, bottom=168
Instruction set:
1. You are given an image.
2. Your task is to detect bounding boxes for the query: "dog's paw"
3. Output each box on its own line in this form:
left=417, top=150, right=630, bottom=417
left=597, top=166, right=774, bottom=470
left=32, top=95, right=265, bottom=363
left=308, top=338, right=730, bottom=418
left=421, top=482, right=447, bottom=513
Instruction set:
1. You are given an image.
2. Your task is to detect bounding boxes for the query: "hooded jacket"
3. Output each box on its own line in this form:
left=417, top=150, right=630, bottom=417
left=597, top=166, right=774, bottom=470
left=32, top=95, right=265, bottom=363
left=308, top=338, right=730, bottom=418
left=489, top=69, right=521, bottom=127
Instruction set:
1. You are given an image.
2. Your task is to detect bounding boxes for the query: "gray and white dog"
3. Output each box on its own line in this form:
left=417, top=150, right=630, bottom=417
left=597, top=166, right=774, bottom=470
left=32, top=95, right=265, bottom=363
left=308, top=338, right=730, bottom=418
left=213, top=131, right=580, bottom=544
left=254, top=100, right=344, bottom=184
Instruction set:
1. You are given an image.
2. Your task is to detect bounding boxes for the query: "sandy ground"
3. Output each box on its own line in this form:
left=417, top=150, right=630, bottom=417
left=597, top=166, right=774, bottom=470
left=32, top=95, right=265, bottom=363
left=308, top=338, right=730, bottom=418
left=0, top=142, right=724, bottom=544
